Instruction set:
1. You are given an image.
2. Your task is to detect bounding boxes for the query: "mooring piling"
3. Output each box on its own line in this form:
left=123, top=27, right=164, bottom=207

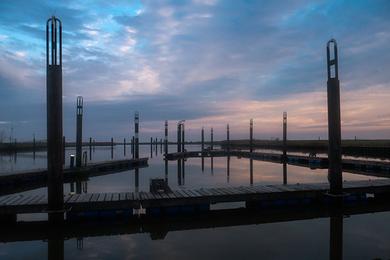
left=89, top=137, right=92, bottom=161
left=75, top=96, right=83, bottom=168
left=150, top=137, right=153, bottom=158
left=283, top=162, right=287, bottom=185
left=250, top=119, right=253, bottom=153
left=327, top=39, right=342, bottom=195
left=131, top=136, right=134, bottom=158
left=46, top=16, right=63, bottom=212
left=164, top=121, right=168, bottom=155
left=110, top=137, right=114, bottom=159
left=201, top=127, right=204, bottom=172
left=134, top=112, right=139, bottom=159
left=123, top=138, right=126, bottom=156
left=181, top=123, right=185, bottom=152
left=62, top=136, right=65, bottom=165
left=210, top=127, right=214, bottom=150
left=226, top=124, right=230, bottom=151
left=33, top=134, right=36, bottom=159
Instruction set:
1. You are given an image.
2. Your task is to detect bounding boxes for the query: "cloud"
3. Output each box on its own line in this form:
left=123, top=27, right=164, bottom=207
left=0, top=0, right=389, bottom=139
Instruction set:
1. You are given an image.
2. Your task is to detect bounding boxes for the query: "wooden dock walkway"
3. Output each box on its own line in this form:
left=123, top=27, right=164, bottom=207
left=0, top=158, right=148, bottom=196
left=166, top=150, right=390, bottom=175
left=1, top=179, right=390, bottom=217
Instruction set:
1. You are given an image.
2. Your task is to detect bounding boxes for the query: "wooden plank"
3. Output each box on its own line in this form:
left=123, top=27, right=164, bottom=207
left=97, top=193, right=106, bottom=202
left=90, top=193, right=100, bottom=202
left=112, top=193, right=119, bottom=202
left=68, top=194, right=80, bottom=203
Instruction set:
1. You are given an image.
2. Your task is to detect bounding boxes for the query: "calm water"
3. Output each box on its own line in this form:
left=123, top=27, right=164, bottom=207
left=0, top=145, right=389, bottom=259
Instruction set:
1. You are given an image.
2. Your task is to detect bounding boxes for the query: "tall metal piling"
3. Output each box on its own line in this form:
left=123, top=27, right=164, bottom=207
left=134, top=112, right=139, bottom=159
left=46, top=16, right=63, bottom=213
left=164, top=121, right=168, bottom=155
left=150, top=137, right=153, bottom=158
left=181, top=123, right=185, bottom=152
left=62, top=136, right=65, bottom=165
left=326, top=39, right=342, bottom=195
left=226, top=124, right=230, bottom=152
left=131, top=136, right=134, bottom=158
left=75, top=96, right=83, bottom=167
left=210, top=128, right=214, bottom=150
left=123, top=138, right=126, bottom=156
left=249, top=119, right=253, bottom=153
left=89, top=137, right=92, bottom=161
left=283, top=112, right=287, bottom=162
left=110, top=137, right=114, bottom=159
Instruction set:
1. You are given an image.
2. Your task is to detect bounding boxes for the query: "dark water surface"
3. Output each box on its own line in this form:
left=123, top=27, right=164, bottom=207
left=0, top=145, right=389, bottom=259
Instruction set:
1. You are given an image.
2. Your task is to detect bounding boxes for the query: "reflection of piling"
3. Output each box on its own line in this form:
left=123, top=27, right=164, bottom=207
left=134, top=112, right=139, bottom=159
left=249, top=119, right=253, bottom=153
left=201, top=127, right=204, bottom=172
left=135, top=168, right=139, bottom=193
left=283, top=112, right=287, bottom=162
left=46, top=16, right=63, bottom=212
left=329, top=202, right=343, bottom=260
left=76, top=96, right=83, bottom=167
left=227, top=156, right=230, bottom=183
left=327, top=39, right=342, bottom=195
left=250, top=159, right=253, bottom=185
left=33, top=134, right=36, bottom=159
left=110, top=138, right=114, bottom=159
left=283, top=162, right=287, bottom=185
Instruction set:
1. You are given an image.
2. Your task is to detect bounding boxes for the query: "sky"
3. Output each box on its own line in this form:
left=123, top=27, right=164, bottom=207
left=0, top=0, right=389, bottom=142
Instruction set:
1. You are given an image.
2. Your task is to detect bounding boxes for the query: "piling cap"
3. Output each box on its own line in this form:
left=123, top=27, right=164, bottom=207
left=46, top=16, right=62, bottom=66
left=326, top=39, right=338, bottom=80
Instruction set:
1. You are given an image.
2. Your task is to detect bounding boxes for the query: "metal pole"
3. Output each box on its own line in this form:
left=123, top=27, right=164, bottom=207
left=250, top=119, right=253, bottom=153
left=150, top=137, right=153, bottom=158
left=210, top=128, right=213, bottom=150
left=327, top=39, right=342, bottom=195
left=33, top=134, right=36, bottom=160
left=111, top=137, right=114, bottom=159
left=134, top=112, right=139, bottom=159
left=181, top=123, right=185, bottom=152
left=201, top=127, right=204, bottom=172
left=75, top=96, right=83, bottom=167
left=62, top=136, right=65, bottom=165
left=164, top=121, right=168, bottom=155
left=46, top=16, right=63, bottom=212
left=177, top=123, right=182, bottom=153
left=123, top=138, right=126, bottom=156
left=89, top=137, right=92, bottom=161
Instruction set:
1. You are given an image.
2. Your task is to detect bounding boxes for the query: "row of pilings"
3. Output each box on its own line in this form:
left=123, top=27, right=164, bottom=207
left=45, top=16, right=342, bottom=217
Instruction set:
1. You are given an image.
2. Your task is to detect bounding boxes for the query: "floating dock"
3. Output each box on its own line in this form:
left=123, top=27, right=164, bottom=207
left=1, top=179, right=390, bottom=220
left=0, top=158, right=148, bottom=196
left=166, top=150, right=390, bottom=175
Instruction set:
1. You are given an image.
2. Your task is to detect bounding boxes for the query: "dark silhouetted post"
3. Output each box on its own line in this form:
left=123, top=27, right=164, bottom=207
left=164, top=121, right=168, bottom=155
left=134, top=112, right=139, bottom=159
left=76, top=96, right=83, bottom=167
left=110, top=137, right=114, bottom=159
left=283, top=162, right=287, bottom=185
left=250, top=159, right=253, bottom=185
left=89, top=137, right=92, bottom=160
left=327, top=39, right=342, bottom=195
left=62, top=136, right=65, bottom=165
left=210, top=128, right=213, bottom=150
left=181, top=123, right=185, bottom=152
left=250, top=119, right=253, bottom=153
left=150, top=137, right=153, bottom=158
left=155, top=137, right=158, bottom=156
left=46, top=16, right=63, bottom=213
left=283, top=112, right=287, bottom=162
left=123, top=138, right=126, bottom=156
left=177, top=123, right=182, bottom=153
left=131, top=136, right=134, bottom=158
